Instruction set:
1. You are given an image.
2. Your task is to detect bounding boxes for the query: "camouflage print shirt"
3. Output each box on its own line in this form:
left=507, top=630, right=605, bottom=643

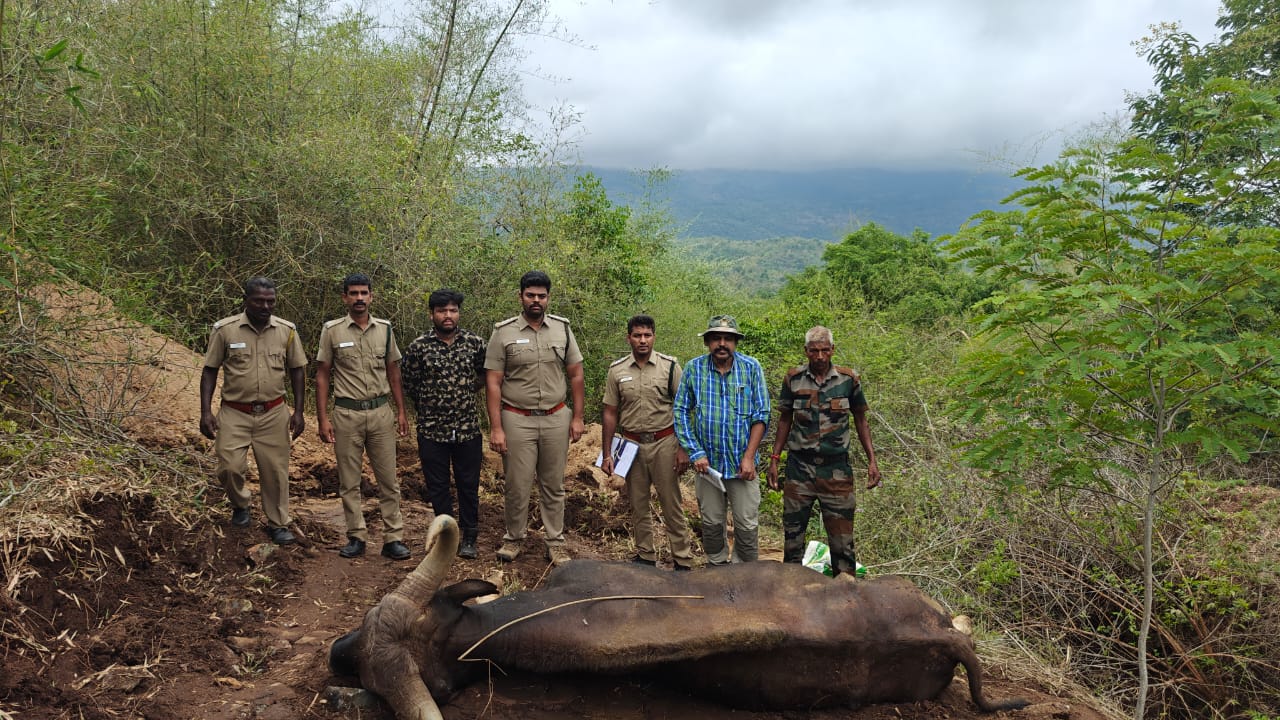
left=779, top=364, right=867, bottom=456
left=400, top=328, right=486, bottom=443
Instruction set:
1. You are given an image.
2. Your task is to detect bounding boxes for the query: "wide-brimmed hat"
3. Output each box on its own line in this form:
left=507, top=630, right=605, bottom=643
left=699, top=314, right=745, bottom=338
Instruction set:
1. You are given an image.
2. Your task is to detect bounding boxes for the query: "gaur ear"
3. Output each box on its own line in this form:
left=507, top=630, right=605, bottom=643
left=437, top=579, right=499, bottom=605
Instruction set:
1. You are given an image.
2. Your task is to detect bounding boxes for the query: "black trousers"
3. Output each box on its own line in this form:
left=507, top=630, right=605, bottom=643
left=417, top=434, right=482, bottom=534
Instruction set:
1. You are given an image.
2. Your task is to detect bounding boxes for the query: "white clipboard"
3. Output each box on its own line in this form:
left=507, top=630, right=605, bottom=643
left=595, top=437, right=639, bottom=478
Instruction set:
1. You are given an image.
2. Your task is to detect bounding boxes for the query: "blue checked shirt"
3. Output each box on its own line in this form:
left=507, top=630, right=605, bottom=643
left=674, top=351, right=771, bottom=478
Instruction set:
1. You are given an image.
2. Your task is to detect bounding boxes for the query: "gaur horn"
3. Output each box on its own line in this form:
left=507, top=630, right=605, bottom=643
left=393, top=514, right=460, bottom=605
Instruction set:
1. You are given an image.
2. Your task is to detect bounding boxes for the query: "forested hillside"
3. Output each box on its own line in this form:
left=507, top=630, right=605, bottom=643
left=589, top=166, right=1026, bottom=240
left=672, top=235, right=829, bottom=293
left=3, top=1, right=1279, bottom=719
left=584, top=167, right=1024, bottom=293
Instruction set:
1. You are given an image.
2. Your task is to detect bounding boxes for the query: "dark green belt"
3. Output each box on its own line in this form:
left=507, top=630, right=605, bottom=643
left=335, top=395, right=388, bottom=411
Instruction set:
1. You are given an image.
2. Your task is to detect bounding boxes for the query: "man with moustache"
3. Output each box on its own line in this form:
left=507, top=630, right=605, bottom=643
left=673, top=315, right=771, bottom=565
left=485, top=270, right=585, bottom=567
left=200, top=276, right=308, bottom=545
left=601, top=314, right=696, bottom=570
left=401, top=288, right=487, bottom=560
left=315, top=273, right=411, bottom=560
left=767, top=326, right=880, bottom=576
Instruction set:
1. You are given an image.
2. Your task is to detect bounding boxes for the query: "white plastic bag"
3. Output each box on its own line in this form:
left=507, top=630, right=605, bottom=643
left=802, top=540, right=867, bottom=577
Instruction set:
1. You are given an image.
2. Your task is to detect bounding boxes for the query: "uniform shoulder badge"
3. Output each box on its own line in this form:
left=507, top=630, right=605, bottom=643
left=322, top=317, right=346, bottom=329
left=609, top=355, right=630, bottom=367
left=494, top=315, right=519, bottom=328
left=654, top=351, right=678, bottom=365
left=835, top=365, right=860, bottom=381
left=273, top=316, right=298, bottom=330
left=371, top=317, right=391, bottom=327
left=212, top=316, right=235, bottom=330
left=547, top=313, right=571, bottom=325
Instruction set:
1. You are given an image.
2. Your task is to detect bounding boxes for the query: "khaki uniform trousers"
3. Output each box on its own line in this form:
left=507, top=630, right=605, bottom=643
left=215, top=403, right=291, bottom=529
left=333, top=403, right=404, bottom=543
left=501, top=405, right=570, bottom=547
left=627, top=434, right=694, bottom=566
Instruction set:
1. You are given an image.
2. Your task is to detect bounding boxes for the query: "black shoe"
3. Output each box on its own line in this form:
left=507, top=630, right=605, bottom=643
left=339, top=538, right=366, bottom=558
left=266, top=526, right=296, bottom=545
left=630, top=555, right=657, bottom=566
left=673, top=563, right=693, bottom=571
left=457, top=534, right=478, bottom=560
left=230, top=508, right=250, bottom=527
left=381, top=541, right=411, bottom=561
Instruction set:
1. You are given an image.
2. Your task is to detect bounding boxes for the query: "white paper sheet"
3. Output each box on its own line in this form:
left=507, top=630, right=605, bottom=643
left=595, top=437, right=639, bottom=478
left=699, top=467, right=725, bottom=492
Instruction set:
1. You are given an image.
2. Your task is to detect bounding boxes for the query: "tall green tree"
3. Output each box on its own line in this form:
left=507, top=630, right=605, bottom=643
left=948, top=75, right=1280, bottom=718
left=4, top=0, right=559, bottom=346
left=1130, top=0, right=1280, bottom=227
left=785, top=222, right=992, bottom=326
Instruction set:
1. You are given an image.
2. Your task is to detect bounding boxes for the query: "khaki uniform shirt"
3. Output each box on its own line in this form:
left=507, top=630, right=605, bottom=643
left=484, top=314, right=582, bottom=411
left=203, top=313, right=307, bottom=403
left=315, top=316, right=402, bottom=401
left=780, top=364, right=867, bottom=455
left=603, top=352, right=681, bottom=433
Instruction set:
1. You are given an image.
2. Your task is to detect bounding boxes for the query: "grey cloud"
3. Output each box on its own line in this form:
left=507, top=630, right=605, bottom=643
left=519, top=0, right=1222, bottom=170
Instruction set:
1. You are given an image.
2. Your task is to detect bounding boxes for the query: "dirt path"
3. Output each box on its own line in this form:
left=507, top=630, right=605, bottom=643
left=116, top=436, right=1112, bottom=720
left=6, top=428, right=1110, bottom=720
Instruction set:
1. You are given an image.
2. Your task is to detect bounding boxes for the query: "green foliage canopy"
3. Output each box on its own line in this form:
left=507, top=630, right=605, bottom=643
left=772, top=222, right=992, bottom=327
left=948, top=69, right=1280, bottom=720
left=1130, top=0, right=1280, bottom=228
left=949, top=141, right=1278, bottom=481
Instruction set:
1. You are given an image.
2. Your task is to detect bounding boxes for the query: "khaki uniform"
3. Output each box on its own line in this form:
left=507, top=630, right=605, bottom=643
left=779, top=364, right=867, bottom=574
left=316, top=316, right=404, bottom=543
left=603, top=351, right=694, bottom=568
left=203, top=313, right=307, bottom=529
left=484, top=313, right=582, bottom=546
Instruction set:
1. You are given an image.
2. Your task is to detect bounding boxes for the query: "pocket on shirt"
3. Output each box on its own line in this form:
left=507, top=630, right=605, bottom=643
left=505, top=342, right=535, bottom=366
left=335, top=345, right=361, bottom=371
left=619, top=379, right=641, bottom=404
left=826, top=397, right=850, bottom=416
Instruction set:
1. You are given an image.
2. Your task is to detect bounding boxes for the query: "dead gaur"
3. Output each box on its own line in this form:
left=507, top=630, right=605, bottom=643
left=330, top=515, right=1029, bottom=719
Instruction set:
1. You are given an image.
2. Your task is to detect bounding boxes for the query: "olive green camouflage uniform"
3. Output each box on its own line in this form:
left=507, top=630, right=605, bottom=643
left=778, top=364, right=867, bottom=574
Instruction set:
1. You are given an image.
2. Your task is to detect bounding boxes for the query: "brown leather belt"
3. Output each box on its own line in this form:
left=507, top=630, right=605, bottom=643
left=502, top=401, right=565, bottom=417
left=334, top=395, right=388, bottom=411
left=223, top=397, right=285, bottom=415
left=621, top=426, right=675, bottom=444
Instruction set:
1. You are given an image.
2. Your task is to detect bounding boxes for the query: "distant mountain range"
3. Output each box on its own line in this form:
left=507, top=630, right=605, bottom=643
left=587, top=166, right=1025, bottom=241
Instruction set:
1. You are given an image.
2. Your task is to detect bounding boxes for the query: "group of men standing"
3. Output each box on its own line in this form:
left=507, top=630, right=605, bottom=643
left=603, top=313, right=880, bottom=573
left=199, top=270, right=880, bottom=575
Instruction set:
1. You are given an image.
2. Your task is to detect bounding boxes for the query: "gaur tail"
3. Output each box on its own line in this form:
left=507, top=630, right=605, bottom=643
left=955, top=641, right=1030, bottom=713
left=328, top=629, right=362, bottom=677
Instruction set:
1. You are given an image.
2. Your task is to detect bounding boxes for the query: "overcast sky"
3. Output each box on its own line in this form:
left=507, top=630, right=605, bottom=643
left=516, top=0, right=1223, bottom=172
